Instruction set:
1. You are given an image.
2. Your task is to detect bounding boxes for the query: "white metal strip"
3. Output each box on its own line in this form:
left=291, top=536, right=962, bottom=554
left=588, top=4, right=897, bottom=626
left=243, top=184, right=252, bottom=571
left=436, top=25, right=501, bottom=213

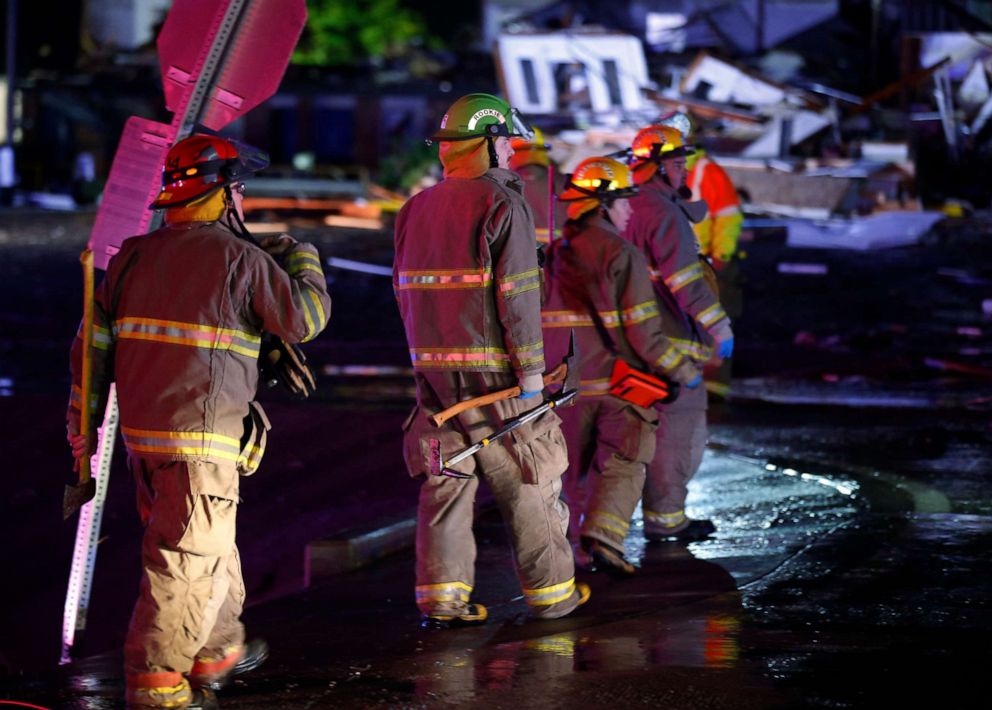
left=61, top=386, right=119, bottom=664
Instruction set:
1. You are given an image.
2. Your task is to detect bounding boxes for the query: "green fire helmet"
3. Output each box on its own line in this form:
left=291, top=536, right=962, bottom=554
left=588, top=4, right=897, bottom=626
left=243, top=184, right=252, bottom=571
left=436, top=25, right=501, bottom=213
left=428, top=93, right=534, bottom=144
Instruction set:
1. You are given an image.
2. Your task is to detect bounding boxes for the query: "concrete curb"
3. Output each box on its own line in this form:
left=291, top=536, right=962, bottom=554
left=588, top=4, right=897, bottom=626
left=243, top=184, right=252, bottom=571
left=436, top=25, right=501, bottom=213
left=305, top=512, right=417, bottom=585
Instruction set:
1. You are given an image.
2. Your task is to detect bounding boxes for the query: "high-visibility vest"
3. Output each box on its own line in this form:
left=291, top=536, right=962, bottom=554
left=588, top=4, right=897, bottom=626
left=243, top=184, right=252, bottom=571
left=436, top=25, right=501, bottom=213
left=687, top=151, right=743, bottom=263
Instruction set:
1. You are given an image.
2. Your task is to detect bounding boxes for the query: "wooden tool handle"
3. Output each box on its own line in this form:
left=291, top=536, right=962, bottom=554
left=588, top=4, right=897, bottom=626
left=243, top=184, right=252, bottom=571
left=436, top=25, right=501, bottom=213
left=78, top=249, right=95, bottom=484
left=429, top=363, right=567, bottom=428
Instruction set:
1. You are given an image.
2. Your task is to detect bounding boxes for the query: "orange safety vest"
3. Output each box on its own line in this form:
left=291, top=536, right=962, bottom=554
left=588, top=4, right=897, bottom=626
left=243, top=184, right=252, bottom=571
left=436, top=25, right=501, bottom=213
left=687, top=151, right=743, bottom=263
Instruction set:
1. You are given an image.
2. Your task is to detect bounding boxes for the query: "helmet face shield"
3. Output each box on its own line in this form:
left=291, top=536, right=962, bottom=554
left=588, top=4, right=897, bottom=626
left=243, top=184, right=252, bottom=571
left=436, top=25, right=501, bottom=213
left=510, top=108, right=534, bottom=141
left=226, top=140, right=270, bottom=182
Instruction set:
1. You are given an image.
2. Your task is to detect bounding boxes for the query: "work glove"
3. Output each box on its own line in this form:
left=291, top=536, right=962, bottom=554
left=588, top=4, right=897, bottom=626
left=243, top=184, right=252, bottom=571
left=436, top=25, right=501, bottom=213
left=518, top=373, right=544, bottom=400
left=259, top=334, right=317, bottom=399
left=260, top=233, right=299, bottom=257
left=710, top=321, right=734, bottom=360
left=670, top=360, right=703, bottom=389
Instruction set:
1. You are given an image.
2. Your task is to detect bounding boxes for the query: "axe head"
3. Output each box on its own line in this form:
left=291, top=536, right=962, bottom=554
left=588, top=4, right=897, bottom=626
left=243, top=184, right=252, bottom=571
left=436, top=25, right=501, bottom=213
left=63, top=478, right=96, bottom=520
left=560, top=330, right=581, bottom=403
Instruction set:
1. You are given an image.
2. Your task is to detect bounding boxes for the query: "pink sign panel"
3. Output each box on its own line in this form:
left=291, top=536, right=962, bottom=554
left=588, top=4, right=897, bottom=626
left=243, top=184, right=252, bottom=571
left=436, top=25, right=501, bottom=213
left=157, top=0, right=225, bottom=115
left=157, top=0, right=306, bottom=128
left=199, top=0, right=307, bottom=129
left=88, top=118, right=175, bottom=270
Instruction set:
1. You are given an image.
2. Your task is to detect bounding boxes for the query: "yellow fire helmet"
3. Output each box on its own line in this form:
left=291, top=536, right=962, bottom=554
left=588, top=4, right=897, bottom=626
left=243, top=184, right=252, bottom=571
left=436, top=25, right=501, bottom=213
left=559, top=156, right=638, bottom=219
left=630, top=124, right=695, bottom=184
left=509, top=126, right=550, bottom=169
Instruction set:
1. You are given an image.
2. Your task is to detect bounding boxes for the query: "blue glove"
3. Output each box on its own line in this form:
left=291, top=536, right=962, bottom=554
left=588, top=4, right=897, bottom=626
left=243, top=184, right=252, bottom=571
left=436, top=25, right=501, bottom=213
left=717, top=337, right=734, bottom=359
left=518, top=373, right=544, bottom=399
left=686, top=374, right=703, bottom=389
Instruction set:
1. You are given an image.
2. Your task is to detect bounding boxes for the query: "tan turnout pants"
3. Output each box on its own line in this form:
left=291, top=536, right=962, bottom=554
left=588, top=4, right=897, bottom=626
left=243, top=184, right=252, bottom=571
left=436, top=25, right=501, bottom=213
left=643, top=385, right=708, bottom=535
left=404, top=371, right=581, bottom=620
left=124, top=457, right=245, bottom=684
left=558, top=396, right=658, bottom=550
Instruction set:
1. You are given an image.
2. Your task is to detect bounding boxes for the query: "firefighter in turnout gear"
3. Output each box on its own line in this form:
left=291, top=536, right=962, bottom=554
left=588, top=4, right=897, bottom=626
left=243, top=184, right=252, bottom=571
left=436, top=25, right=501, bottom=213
left=509, top=127, right=568, bottom=244
left=66, top=134, right=330, bottom=709
left=395, top=93, right=589, bottom=627
left=623, top=124, right=734, bottom=542
left=659, top=111, right=744, bottom=398
left=543, top=156, right=703, bottom=575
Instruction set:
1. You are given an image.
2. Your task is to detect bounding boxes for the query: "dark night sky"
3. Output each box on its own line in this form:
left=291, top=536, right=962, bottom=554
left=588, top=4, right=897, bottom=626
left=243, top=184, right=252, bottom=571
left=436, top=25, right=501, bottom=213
left=1, top=0, right=84, bottom=74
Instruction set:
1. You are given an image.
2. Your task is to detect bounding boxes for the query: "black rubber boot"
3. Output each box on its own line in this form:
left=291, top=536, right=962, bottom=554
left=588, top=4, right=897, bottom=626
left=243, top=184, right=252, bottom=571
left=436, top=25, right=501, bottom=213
left=582, top=537, right=637, bottom=577
left=421, top=603, right=489, bottom=630
left=197, top=638, right=270, bottom=691
left=645, top=518, right=716, bottom=543
left=188, top=688, right=219, bottom=710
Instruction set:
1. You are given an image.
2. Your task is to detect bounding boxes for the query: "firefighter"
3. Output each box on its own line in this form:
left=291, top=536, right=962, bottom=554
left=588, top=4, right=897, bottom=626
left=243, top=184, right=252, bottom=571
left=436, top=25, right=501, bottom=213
left=543, top=156, right=703, bottom=575
left=509, top=127, right=568, bottom=244
left=623, top=124, right=735, bottom=542
left=660, top=111, right=744, bottom=398
left=395, top=92, right=589, bottom=628
left=66, top=134, right=331, bottom=709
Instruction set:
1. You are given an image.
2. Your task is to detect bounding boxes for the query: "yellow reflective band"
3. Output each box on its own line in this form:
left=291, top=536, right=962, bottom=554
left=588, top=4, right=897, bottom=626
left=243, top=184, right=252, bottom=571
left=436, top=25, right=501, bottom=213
left=620, top=300, right=660, bottom=326
left=499, top=268, right=541, bottom=297
left=300, top=287, right=326, bottom=342
left=285, top=250, right=324, bottom=277
left=516, top=340, right=545, bottom=368
left=647, top=267, right=663, bottom=282
left=415, top=581, right=473, bottom=603
left=239, top=444, right=265, bottom=474
left=410, top=346, right=512, bottom=370
left=524, top=577, right=577, bottom=607
left=644, top=509, right=686, bottom=528
left=655, top=344, right=683, bottom=371
left=580, top=378, right=611, bottom=397
left=121, top=427, right=243, bottom=461
left=671, top=338, right=713, bottom=362
left=597, top=310, right=622, bottom=327
left=665, top=263, right=704, bottom=293
left=92, top=324, right=112, bottom=350
left=397, top=268, right=492, bottom=290
left=542, top=310, right=595, bottom=328
left=587, top=510, right=630, bottom=537
left=114, top=317, right=260, bottom=358
left=70, top=384, right=99, bottom=413
left=699, top=303, right=727, bottom=327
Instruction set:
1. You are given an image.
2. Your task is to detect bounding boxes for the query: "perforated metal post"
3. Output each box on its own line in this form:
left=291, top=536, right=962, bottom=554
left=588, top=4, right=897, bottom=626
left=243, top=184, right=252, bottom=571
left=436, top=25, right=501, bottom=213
left=61, top=386, right=119, bottom=664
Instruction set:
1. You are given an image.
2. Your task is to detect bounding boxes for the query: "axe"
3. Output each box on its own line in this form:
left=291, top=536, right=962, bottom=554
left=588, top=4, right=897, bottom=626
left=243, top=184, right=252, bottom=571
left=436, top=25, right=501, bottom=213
left=63, top=250, right=97, bottom=519
left=429, top=334, right=579, bottom=427
left=429, top=333, right=580, bottom=479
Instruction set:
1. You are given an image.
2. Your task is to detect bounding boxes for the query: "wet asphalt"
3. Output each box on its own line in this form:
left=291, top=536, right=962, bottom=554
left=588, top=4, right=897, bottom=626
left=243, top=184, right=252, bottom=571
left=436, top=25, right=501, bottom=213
left=0, top=209, right=990, bottom=708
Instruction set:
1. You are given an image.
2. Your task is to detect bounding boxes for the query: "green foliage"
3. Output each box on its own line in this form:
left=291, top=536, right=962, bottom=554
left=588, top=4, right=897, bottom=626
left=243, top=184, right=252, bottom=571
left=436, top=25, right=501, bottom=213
left=293, top=0, right=438, bottom=67
left=377, top=140, right=439, bottom=192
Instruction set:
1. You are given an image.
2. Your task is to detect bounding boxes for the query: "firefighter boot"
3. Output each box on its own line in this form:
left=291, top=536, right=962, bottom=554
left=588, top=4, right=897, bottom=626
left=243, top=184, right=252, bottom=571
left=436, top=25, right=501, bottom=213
left=576, top=582, right=592, bottom=607
left=581, top=537, right=637, bottom=577
left=126, top=675, right=218, bottom=709
left=645, top=518, right=716, bottom=543
left=421, top=603, right=489, bottom=630
left=189, top=639, right=269, bottom=691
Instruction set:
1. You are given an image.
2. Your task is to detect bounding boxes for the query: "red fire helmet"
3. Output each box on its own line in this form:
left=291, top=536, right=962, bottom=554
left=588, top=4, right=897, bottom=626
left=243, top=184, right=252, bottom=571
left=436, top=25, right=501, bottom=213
left=150, top=133, right=269, bottom=209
